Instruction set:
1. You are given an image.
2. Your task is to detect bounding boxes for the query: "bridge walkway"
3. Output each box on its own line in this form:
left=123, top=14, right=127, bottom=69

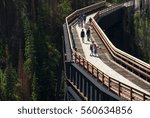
left=70, top=12, right=150, bottom=96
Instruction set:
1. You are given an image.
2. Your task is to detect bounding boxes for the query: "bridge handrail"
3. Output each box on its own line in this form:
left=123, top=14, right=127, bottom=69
left=94, top=0, right=133, bottom=20
left=98, top=3, right=124, bottom=15
left=65, top=0, right=106, bottom=56
left=92, top=17, right=150, bottom=77
left=65, top=0, right=150, bottom=100
left=92, top=19, right=150, bottom=79
left=72, top=51, right=150, bottom=100
left=92, top=4, right=150, bottom=80
left=93, top=2, right=124, bottom=20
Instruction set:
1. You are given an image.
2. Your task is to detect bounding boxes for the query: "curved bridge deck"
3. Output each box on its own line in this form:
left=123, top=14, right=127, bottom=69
left=64, top=0, right=150, bottom=101
left=72, top=13, right=150, bottom=94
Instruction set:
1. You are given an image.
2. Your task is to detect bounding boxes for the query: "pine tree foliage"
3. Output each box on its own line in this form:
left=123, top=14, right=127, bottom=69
left=57, top=0, right=72, bottom=21
left=0, top=39, right=6, bottom=69
left=32, top=1, right=61, bottom=100
left=23, top=15, right=36, bottom=78
left=133, top=12, right=150, bottom=63
left=0, top=69, right=6, bottom=100
left=4, top=64, right=19, bottom=100
left=109, top=0, right=150, bottom=63
left=31, top=73, right=39, bottom=100
left=0, top=65, right=19, bottom=100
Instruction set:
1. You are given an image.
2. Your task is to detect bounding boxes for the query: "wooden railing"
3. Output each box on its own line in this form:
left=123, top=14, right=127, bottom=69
left=72, top=51, right=150, bottom=101
left=65, top=0, right=150, bottom=101
left=65, top=0, right=106, bottom=55
left=92, top=7, right=150, bottom=81
left=94, top=3, right=124, bottom=19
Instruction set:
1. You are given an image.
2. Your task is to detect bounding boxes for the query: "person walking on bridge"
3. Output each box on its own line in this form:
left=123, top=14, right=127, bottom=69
left=93, top=43, right=98, bottom=57
left=90, top=41, right=94, bottom=56
left=81, top=29, right=85, bottom=43
left=78, top=15, right=84, bottom=28
left=78, top=15, right=83, bottom=27
left=90, top=41, right=98, bottom=56
left=90, top=43, right=93, bottom=56
left=83, top=14, right=87, bottom=24
left=89, top=17, right=92, bottom=25
left=86, top=27, right=91, bottom=41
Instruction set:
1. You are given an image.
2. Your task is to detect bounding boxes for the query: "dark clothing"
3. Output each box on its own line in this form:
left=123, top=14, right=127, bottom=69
left=81, top=30, right=85, bottom=38
left=89, top=17, right=92, bottom=24
left=81, top=30, right=85, bottom=42
left=83, top=14, right=86, bottom=23
left=86, top=29, right=90, bottom=36
left=90, top=44, right=93, bottom=52
left=86, top=28, right=91, bottom=41
left=93, top=44, right=97, bottom=55
left=90, top=44, right=92, bottom=55
left=79, top=15, right=84, bottom=27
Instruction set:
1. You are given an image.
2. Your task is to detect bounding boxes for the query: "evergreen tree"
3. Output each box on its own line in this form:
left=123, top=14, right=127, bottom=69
left=133, top=10, right=150, bottom=63
left=23, top=16, right=36, bottom=77
left=0, top=0, right=108, bottom=101
left=31, top=73, right=39, bottom=100
left=33, top=1, right=61, bottom=100
left=4, top=64, right=19, bottom=100
left=57, top=0, right=72, bottom=21
left=23, top=8, right=37, bottom=100
left=0, top=69, right=6, bottom=100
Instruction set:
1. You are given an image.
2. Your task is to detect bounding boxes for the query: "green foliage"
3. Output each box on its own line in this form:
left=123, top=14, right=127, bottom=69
left=1, top=0, right=103, bottom=100
left=25, top=0, right=61, bottom=100
left=133, top=12, right=150, bottom=63
left=0, top=65, right=19, bottom=100
left=0, top=69, right=6, bottom=100
left=0, top=39, right=6, bottom=68
left=23, top=15, right=35, bottom=76
left=4, top=64, right=19, bottom=100
left=57, top=0, right=72, bottom=21
left=31, top=73, right=39, bottom=100
left=111, top=0, right=123, bottom=3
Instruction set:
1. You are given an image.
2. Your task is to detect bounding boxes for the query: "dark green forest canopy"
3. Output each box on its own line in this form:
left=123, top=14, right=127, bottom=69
left=0, top=0, right=101, bottom=100
left=0, top=0, right=64, bottom=100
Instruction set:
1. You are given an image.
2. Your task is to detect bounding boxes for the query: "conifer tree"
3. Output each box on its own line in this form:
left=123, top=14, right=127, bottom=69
left=4, top=64, right=19, bottom=100
left=0, top=69, right=6, bottom=100
left=31, top=73, right=39, bottom=100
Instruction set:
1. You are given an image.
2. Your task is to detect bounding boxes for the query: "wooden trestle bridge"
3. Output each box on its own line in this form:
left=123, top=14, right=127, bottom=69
left=63, top=0, right=150, bottom=101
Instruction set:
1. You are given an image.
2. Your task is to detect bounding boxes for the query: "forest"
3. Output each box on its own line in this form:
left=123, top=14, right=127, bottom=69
left=0, top=0, right=100, bottom=101
left=133, top=0, right=150, bottom=63
left=0, top=0, right=150, bottom=101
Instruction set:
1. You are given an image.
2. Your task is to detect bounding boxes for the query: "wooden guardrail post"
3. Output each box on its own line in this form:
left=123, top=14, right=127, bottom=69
left=83, top=58, right=85, bottom=68
left=97, top=68, right=99, bottom=79
left=79, top=55, right=81, bottom=65
left=118, top=82, right=121, bottom=96
left=130, top=88, right=133, bottom=101
left=108, top=77, right=110, bottom=90
left=87, top=61, right=89, bottom=71
left=74, top=53, right=77, bottom=63
left=102, top=73, right=104, bottom=84
left=92, top=65, right=94, bottom=75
